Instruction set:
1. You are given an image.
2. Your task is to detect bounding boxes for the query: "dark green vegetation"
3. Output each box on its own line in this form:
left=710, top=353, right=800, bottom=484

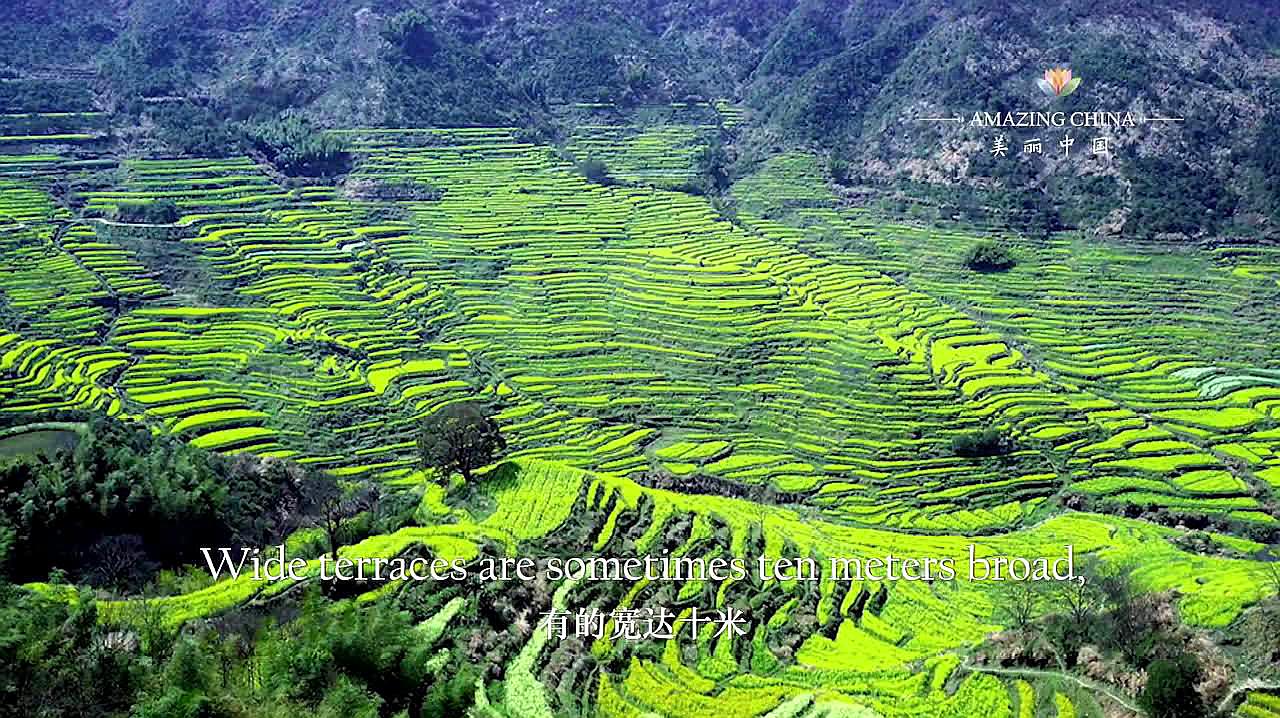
left=243, top=115, right=352, bottom=179
left=0, top=415, right=413, bottom=594
left=0, top=585, right=144, bottom=718
left=111, top=198, right=178, bottom=224
left=416, top=402, right=506, bottom=483
left=1140, top=653, right=1204, bottom=718
left=951, top=427, right=1015, bottom=457
left=379, top=10, right=516, bottom=127
left=963, top=242, right=1017, bottom=273
left=0, top=416, right=298, bottom=587
left=574, top=157, right=612, bottom=185
left=0, top=582, right=486, bottom=718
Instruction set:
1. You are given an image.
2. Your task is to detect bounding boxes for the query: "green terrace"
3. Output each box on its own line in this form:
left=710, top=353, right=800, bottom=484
left=1, top=120, right=1279, bottom=718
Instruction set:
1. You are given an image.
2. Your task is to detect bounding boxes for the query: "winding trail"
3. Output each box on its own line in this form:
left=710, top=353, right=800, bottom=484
left=959, top=656, right=1140, bottom=714
left=1215, top=678, right=1280, bottom=716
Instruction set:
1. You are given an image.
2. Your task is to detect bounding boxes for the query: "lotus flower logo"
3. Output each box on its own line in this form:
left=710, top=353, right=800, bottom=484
left=1037, top=67, right=1081, bottom=98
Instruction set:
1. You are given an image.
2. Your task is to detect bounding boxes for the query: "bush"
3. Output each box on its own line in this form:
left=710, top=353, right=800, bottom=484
left=951, top=428, right=1014, bottom=457
left=695, top=140, right=731, bottom=193
left=421, top=668, right=478, bottom=716
left=963, top=242, right=1016, bottom=272
left=1139, top=652, right=1205, bottom=718
left=827, top=155, right=850, bottom=185
left=576, top=157, right=612, bottom=184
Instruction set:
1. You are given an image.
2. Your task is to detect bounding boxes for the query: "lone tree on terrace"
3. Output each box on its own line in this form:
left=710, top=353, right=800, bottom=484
left=417, top=402, right=506, bottom=483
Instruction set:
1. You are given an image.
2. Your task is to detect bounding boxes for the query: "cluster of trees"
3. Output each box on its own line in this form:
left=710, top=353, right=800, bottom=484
left=1253, top=111, right=1280, bottom=216
left=984, top=559, right=1273, bottom=718
left=95, top=0, right=217, bottom=104
left=111, top=198, right=178, bottom=224
left=963, top=241, right=1017, bottom=272
left=379, top=11, right=515, bottom=128
left=0, top=401, right=513, bottom=716
left=0, top=584, right=145, bottom=717
left=137, top=593, right=479, bottom=718
left=1123, top=156, right=1232, bottom=239
left=687, top=139, right=732, bottom=195
left=0, top=582, right=479, bottom=718
left=0, top=417, right=279, bottom=587
left=243, top=113, right=351, bottom=178
left=0, top=400, right=506, bottom=590
left=0, top=416, right=397, bottom=591
left=145, top=101, right=247, bottom=159
left=107, top=105, right=350, bottom=175
left=0, top=81, right=94, bottom=113
left=951, top=427, right=1015, bottom=457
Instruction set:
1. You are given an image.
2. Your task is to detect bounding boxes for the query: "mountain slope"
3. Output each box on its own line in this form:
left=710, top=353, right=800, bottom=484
left=2, top=1, right=1279, bottom=233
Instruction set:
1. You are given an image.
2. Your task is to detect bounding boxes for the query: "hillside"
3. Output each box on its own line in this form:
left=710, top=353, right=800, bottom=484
left=2, top=118, right=1280, bottom=715
left=3, top=2, right=1280, bottom=718
left=3, top=0, right=1280, bottom=236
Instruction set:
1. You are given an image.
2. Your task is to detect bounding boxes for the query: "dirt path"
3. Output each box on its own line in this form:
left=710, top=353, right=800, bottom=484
left=959, top=656, right=1141, bottom=714
left=1215, top=678, right=1280, bottom=715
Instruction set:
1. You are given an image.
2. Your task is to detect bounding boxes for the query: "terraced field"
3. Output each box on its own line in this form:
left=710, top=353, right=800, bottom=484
left=2, top=117, right=1278, bottom=716
left=729, top=154, right=1280, bottom=530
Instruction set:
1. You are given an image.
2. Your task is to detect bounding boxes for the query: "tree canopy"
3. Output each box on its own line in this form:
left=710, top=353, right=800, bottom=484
left=416, top=402, right=505, bottom=483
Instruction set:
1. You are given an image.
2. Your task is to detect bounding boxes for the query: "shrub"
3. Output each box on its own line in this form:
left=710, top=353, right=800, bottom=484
left=1139, top=652, right=1204, bottom=718
left=963, top=242, right=1016, bottom=272
left=827, top=155, right=851, bottom=185
left=317, top=677, right=382, bottom=718
left=695, top=140, right=731, bottom=193
left=420, top=668, right=478, bottom=717
left=576, top=157, right=612, bottom=184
